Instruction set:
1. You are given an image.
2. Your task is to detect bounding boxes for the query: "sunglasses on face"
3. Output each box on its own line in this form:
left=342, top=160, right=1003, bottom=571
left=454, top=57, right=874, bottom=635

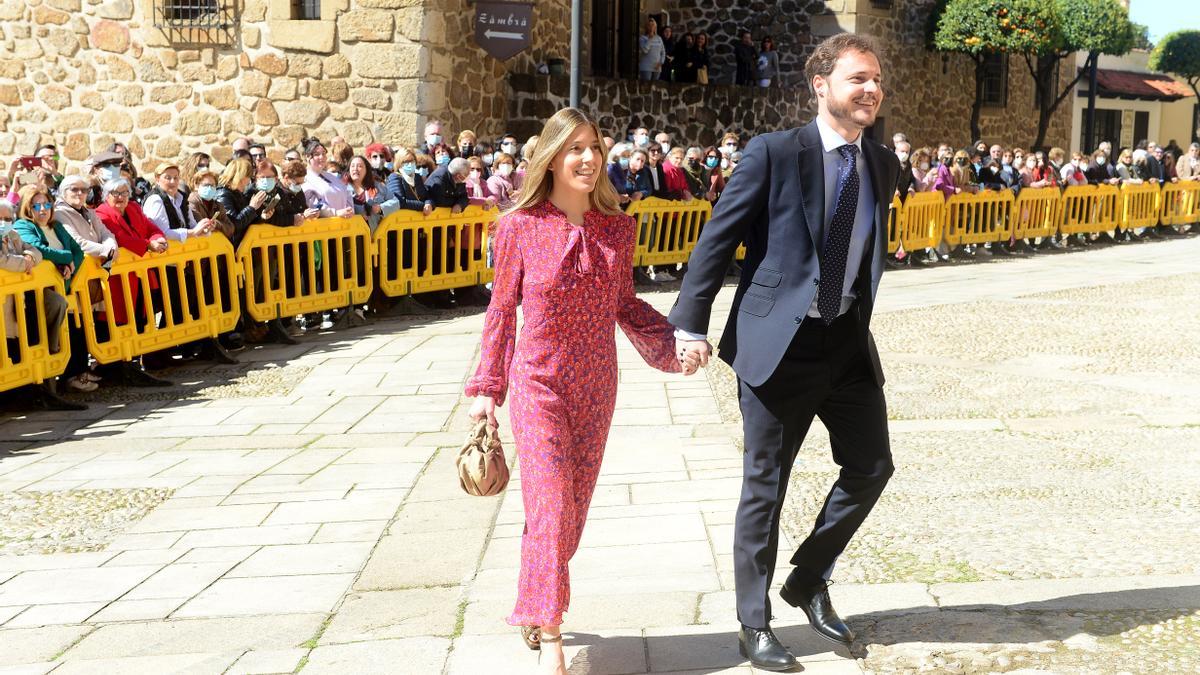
left=32, top=202, right=52, bottom=212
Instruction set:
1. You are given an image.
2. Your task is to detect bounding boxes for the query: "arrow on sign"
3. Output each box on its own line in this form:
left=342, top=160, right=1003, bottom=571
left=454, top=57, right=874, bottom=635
left=484, top=29, right=524, bottom=40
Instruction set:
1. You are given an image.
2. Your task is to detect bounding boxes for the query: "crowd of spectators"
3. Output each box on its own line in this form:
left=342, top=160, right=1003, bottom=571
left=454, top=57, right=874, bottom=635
left=637, top=20, right=779, bottom=87
left=888, top=132, right=1200, bottom=261
left=3, top=118, right=1199, bottom=411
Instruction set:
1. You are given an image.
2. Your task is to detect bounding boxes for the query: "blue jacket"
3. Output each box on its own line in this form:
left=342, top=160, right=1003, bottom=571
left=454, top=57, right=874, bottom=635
left=14, top=218, right=84, bottom=292
left=668, top=121, right=900, bottom=388
left=385, top=173, right=432, bottom=212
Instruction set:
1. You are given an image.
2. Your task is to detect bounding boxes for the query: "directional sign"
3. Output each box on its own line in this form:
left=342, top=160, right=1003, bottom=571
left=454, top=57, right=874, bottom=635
left=474, top=1, right=532, bottom=61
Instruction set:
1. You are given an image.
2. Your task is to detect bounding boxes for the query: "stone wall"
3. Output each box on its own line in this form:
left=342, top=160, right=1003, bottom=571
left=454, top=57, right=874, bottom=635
left=0, top=0, right=1072, bottom=176
left=0, top=0, right=433, bottom=172
left=507, top=74, right=810, bottom=146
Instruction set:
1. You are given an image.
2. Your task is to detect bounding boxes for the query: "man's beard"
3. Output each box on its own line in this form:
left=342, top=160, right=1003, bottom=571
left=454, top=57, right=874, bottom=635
left=827, top=94, right=877, bottom=128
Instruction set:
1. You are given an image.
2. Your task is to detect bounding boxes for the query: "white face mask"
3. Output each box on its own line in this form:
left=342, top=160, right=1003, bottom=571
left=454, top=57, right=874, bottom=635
left=634, top=134, right=648, bottom=146
left=370, top=157, right=385, bottom=170
left=720, top=158, right=729, bottom=170
left=896, top=152, right=909, bottom=163
left=425, top=134, right=442, bottom=147
left=1097, top=157, right=1107, bottom=166
left=482, top=154, right=494, bottom=166
left=659, top=143, right=670, bottom=155
left=919, top=162, right=930, bottom=171
left=501, top=143, right=516, bottom=154
left=498, top=164, right=513, bottom=178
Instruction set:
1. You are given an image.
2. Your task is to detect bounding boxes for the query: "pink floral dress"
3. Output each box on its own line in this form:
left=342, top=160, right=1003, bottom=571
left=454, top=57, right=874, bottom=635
left=466, top=200, right=680, bottom=627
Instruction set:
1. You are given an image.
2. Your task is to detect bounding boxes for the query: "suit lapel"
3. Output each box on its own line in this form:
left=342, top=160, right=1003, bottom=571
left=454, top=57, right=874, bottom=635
left=861, top=139, right=891, bottom=245
left=796, top=123, right=824, bottom=248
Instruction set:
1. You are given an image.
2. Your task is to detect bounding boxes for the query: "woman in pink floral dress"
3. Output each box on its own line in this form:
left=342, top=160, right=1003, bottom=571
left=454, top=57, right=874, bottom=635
left=467, top=108, right=705, bottom=673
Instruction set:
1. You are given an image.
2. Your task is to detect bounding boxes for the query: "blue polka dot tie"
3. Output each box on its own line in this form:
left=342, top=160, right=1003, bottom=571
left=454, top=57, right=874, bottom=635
left=818, top=144, right=859, bottom=325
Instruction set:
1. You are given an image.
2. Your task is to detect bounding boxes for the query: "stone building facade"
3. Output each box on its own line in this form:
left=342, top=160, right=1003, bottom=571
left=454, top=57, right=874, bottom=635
left=0, top=0, right=1072, bottom=175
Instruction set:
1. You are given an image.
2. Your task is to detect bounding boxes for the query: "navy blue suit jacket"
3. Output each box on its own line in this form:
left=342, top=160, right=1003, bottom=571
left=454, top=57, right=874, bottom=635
left=668, top=120, right=900, bottom=388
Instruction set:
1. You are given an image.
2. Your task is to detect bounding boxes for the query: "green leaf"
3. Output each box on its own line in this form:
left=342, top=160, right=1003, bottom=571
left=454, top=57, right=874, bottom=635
left=1149, top=30, right=1200, bottom=84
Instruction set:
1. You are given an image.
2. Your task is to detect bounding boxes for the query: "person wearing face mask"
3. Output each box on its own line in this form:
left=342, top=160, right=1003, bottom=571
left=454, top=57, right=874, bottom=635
left=431, top=144, right=455, bottom=171
left=215, top=158, right=269, bottom=247
left=1060, top=151, right=1087, bottom=187
left=457, top=130, right=478, bottom=160
left=419, top=120, right=445, bottom=156
left=1085, top=149, right=1120, bottom=186
left=486, top=152, right=518, bottom=210
left=681, top=147, right=709, bottom=200
left=55, top=175, right=118, bottom=265
left=718, top=132, right=741, bottom=158
left=464, top=156, right=497, bottom=209
left=702, top=147, right=725, bottom=202
left=893, top=141, right=914, bottom=198
left=386, top=149, right=435, bottom=215
left=88, top=151, right=126, bottom=208
left=187, top=169, right=236, bottom=240
left=499, top=134, right=520, bottom=160
left=364, top=143, right=394, bottom=183
left=606, top=143, right=639, bottom=206
left=909, top=148, right=933, bottom=192
left=632, top=127, right=651, bottom=149
left=179, top=151, right=212, bottom=202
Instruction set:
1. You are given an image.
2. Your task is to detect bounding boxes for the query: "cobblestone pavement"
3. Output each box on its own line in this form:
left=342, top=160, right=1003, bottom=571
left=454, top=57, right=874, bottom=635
left=0, top=237, right=1197, bottom=674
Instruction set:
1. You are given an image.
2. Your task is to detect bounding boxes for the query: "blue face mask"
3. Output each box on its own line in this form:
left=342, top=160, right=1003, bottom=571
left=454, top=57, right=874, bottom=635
left=436, top=155, right=450, bottom=166
left=289, top=184, right=304, bottom=193
left=384, top=162, right=393, bottom=170
left=256, top=178, right=276, bottom=192
left=401, top=162, right=417, bottom=177
left=417, top=167, right=430, bottom=178
left=97, top=165, right=121, bottom=183
left=705, top=157, right=719, bottom=169
left=197, top=185, right=218, bottom=201
left=618, top=157, right=630, bottom=169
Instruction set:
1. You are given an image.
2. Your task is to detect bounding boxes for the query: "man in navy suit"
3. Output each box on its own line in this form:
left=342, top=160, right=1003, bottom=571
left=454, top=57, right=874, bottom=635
left=670, top=33, right=900, bottom=671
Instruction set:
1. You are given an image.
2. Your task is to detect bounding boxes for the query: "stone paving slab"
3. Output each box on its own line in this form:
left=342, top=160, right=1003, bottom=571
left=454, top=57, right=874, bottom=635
left=0, top=238, right=1197, bottom=672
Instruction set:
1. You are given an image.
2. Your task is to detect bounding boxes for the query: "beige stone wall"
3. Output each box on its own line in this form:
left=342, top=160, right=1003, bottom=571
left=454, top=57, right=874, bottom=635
left=0, top=0, right=432, bottom=172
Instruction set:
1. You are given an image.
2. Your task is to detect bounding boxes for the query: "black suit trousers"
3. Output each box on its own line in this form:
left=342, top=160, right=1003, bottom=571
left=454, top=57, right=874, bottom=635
left=733, top=305, right=893, bottom=628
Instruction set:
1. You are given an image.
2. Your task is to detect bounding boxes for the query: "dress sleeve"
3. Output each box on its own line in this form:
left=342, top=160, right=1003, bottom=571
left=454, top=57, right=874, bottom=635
left=615, top=216, right=682, bottom=373
left=464, top=216, right=522, bottom=405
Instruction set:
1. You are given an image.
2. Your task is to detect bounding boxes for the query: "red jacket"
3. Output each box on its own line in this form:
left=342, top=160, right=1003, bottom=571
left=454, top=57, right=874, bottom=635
left=95, top=201, right=167, bottom=325
left=662, top=161, right=691, bottom=197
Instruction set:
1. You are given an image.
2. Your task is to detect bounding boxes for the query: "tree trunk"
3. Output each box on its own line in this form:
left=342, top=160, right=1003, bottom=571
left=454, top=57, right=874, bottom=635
left=970, top=55, right=985, bottom=142
left=1028, top=52, right=1093, bottom=152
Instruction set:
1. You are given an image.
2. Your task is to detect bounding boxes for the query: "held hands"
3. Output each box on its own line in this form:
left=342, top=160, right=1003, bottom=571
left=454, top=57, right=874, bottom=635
left=676, top=338, right=712, bottom=376
left=467, top=395, right=498, bottom=427
left=148, top=238, right=168, bottom=253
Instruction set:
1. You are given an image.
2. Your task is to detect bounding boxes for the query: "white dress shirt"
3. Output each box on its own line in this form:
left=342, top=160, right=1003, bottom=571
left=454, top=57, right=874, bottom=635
left=809, top=115, right=875, bottom=319
left=142, top=191, right=195, bottom=242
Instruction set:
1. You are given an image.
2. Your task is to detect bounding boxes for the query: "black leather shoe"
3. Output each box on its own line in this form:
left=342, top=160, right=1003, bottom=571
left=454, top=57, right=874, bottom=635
left=779, top=573, right=855, bottom=646
left=737, top=625, right=798, bottom=672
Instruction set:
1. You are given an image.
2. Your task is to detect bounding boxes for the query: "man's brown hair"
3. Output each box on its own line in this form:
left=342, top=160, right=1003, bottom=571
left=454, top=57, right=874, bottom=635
left=804, top=32, right=882, bottom=96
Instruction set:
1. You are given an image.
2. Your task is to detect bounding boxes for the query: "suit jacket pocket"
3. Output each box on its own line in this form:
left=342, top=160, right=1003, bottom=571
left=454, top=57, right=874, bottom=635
left=738, top=291, right=774, bottom=317
left=750, top=267, right=782, bottom=289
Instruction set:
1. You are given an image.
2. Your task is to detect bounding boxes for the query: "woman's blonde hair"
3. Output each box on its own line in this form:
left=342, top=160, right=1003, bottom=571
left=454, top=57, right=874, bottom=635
left=219, top=158, right=254, bottom=189
left=505, top=107, right=621, bottom=217
left=16, top=185, right=51, bottom=222
left=951, top=150, right=971, bottom=186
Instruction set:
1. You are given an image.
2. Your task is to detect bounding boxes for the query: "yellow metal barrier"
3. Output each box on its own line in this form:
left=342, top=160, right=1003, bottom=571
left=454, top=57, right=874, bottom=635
left=1160, top=181, right=1200, bottom=227
left=72, top=236, right=240, bottom=364
left=899, top=191, right=946, bottom=252
left=1012, top=187, right=1061, bottom=241
left=1, top=262, right=70, bottom=392
left=1120, top=181, right=1161, bottom=231
left=1059, top=185, right=1118, bottom=235
left=630, top=197, right=711, bottom=267
left=238, top=217, right=372, bottom=321
left=374, top=207, right=494, bottom=297
left=944, top=189, right=1013, bottom=246
left=886, top=195, right=902, bottom=254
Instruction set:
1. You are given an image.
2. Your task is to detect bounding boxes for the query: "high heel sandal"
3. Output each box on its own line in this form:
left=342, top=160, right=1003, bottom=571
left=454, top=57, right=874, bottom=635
left=520, top=625, right=541, bottom=651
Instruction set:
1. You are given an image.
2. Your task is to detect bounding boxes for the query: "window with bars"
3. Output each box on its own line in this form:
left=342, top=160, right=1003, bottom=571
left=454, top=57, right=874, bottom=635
left=980, top=53, right=1008, bottom=107
left=293, top=0, right=321, bottom=20
left=158, top=0, right=222, bottom=26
